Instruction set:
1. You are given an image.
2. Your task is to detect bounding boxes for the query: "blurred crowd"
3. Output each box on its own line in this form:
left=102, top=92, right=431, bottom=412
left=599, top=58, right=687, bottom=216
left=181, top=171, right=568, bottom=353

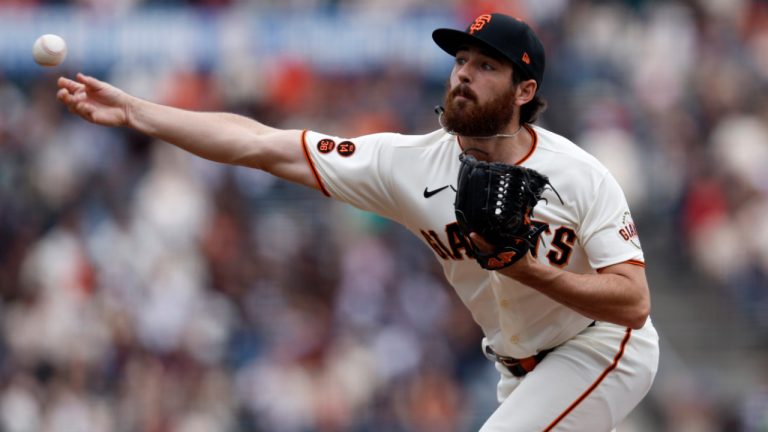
left=2, top=0, right=768, bottom=431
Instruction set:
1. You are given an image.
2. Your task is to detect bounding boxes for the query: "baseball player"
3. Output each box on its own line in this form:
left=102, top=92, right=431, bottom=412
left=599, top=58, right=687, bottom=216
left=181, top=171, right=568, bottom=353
left=57, top=13, right=659, bottom=431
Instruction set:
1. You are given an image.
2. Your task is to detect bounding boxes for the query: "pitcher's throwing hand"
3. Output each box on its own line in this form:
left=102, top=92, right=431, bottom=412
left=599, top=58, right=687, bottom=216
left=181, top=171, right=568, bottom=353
left=57, top=73, right=132, bottom=127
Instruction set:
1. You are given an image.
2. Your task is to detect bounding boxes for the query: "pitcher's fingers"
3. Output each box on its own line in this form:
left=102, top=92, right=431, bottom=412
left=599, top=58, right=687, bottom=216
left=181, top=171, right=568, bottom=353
left=57, top=88, right=78, bottom=106
left=57, top=87, right=86, bottom=105
left=77, top=73, right=105, bottom=90
left=58, top=76, right=84, bottom=93
left=75, top=101, right=95, bottom=118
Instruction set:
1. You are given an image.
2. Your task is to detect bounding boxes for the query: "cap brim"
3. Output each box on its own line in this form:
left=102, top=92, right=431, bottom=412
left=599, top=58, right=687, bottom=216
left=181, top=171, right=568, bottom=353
left=432, top=28, right=510, bottom=63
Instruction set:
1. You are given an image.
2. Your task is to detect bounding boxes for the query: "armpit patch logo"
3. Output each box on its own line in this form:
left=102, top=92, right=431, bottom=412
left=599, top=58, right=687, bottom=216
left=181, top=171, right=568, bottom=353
left=317, top=139, right=336, bottom=153
left=619, top=211, right=641, bottom=249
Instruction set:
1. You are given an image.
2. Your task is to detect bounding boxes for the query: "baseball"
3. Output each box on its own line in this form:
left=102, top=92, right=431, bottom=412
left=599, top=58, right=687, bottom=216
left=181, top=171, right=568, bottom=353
left=32, top=34, right=67, bottom=67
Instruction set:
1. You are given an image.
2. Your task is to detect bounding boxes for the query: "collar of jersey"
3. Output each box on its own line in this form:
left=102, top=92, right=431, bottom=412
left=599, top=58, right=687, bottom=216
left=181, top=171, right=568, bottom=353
left=454, top=125, right=538, bottom=166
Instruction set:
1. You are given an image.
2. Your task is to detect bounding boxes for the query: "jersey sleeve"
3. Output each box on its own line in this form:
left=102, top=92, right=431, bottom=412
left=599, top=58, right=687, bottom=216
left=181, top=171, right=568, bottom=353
left=578, top=171, right=645, bottom=269
left=302, top=130, right=402, bottom=222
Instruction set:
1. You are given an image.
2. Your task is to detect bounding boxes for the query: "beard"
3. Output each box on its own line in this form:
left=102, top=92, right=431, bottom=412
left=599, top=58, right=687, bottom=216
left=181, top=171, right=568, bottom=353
left=442, top=82, right=517, bottom=137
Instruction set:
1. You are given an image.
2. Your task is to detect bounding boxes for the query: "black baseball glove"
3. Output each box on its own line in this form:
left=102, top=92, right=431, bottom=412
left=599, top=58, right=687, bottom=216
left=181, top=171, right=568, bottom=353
left=454, top=153, right=559, bottom=270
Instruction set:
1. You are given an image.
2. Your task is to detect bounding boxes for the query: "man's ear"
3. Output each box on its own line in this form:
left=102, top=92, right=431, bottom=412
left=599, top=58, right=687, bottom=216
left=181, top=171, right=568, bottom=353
left=514, top=80, right=537, bottom=106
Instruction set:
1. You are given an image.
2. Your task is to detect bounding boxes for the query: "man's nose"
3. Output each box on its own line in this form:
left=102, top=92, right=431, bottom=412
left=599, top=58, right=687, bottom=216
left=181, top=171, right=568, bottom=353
left=455, top=64, right=472, bottom=83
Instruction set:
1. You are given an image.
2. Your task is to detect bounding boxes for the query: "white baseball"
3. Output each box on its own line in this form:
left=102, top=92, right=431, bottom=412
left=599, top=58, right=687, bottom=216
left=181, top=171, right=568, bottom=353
left=32, top=34, right=67, bottom=67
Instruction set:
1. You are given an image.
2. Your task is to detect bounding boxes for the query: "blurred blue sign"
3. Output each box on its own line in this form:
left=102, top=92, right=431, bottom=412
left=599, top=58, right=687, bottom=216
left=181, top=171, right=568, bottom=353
left=0, top=7, right=457, bottom=77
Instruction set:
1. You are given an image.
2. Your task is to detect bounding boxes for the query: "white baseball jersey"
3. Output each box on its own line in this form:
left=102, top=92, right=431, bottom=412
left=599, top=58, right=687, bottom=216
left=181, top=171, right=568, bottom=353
left=300, top=126, right=658, bottom=430
left=302, top=125, right=644, bottom=358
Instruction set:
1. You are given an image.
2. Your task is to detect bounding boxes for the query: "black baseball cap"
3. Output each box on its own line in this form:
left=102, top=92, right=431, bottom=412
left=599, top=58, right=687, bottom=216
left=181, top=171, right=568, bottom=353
left=432, top=13, right=545, bottom=89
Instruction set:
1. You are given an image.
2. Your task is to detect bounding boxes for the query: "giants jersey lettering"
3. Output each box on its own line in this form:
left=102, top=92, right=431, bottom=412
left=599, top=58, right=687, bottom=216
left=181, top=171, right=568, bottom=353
left=301, top=126, right=644, bottom=359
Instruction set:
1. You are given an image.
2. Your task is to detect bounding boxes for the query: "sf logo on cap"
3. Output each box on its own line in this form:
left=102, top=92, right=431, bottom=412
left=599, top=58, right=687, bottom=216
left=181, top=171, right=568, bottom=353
left=469, top=14, right=491, bottom=34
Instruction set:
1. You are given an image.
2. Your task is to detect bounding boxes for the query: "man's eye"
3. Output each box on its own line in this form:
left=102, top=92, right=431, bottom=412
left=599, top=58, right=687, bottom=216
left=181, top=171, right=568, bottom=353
left=456, top=57, right=467, bottom=65
left=482, top=63, right=495, bottom=71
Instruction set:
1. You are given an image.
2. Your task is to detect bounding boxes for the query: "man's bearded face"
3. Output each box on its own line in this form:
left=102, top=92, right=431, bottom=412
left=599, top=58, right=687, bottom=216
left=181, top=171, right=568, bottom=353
left=442, top=81, right=517, bottom=137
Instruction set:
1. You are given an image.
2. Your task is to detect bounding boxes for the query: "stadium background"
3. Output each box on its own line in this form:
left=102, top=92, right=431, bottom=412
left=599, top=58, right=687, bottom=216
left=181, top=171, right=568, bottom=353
left=1, top=0, right=768, bottom=430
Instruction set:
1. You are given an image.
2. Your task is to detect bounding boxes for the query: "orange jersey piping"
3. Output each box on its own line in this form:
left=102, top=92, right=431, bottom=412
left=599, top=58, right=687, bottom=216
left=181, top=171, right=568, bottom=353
left=597, top=259, right=646, bottom=273
left=300, top=130, right=330, bottom=197
left=515, top=125, right=537, bottom=165
left=543, top=327, right=633, bottom=431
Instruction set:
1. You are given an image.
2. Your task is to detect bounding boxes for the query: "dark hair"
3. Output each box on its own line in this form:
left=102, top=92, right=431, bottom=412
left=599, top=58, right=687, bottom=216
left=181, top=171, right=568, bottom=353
left=511, top=64, right=547, bottom=124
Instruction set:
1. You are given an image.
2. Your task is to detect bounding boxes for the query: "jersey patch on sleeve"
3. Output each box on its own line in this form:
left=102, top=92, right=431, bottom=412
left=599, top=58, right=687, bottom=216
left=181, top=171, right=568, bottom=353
left=337, top=140, right=356, bottom=157
left=317, top=139, right=336, bottom=153
left=618, top=211, right=641, bottom=250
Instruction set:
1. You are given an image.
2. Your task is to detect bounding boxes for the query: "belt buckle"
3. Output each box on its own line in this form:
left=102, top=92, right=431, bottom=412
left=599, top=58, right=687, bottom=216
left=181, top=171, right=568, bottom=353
left=500, top=358, right=528, bottom=377
left=492, top=350, right=549, bottom=377
left=486, top=343, right=560, bottom=378
left=496, top=355, right=531, bottom=377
